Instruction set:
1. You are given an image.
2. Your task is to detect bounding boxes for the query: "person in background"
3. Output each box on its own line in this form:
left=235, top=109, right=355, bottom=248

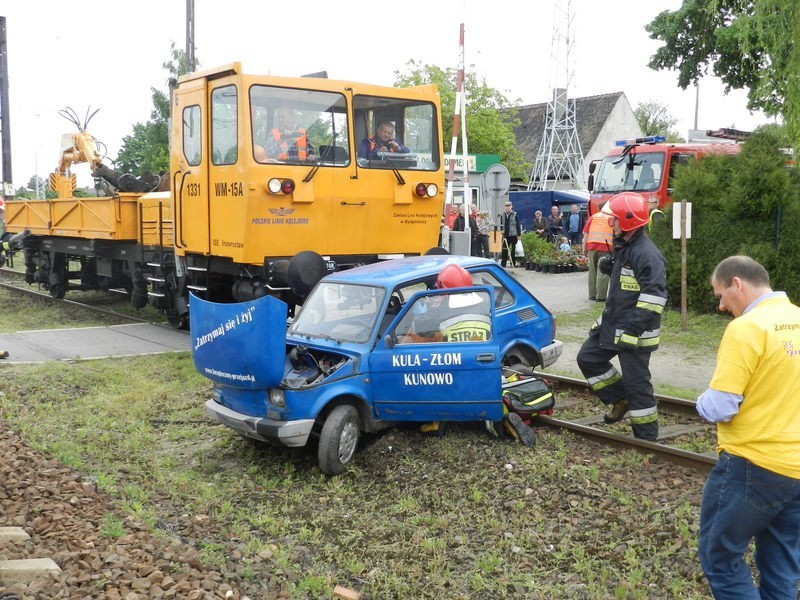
left=452, top=204, right=466, bottom=232
left=471, top=204, right=490, bottom=258
left=357, top=120, right=409, bottom=160
left=500, top=201, right=522, bottom=268
left=576, top=192, right=667, bottom=441
left=565, top=204, right=585, bottom=245
left=557, top=236, right=571, bottom=252
left=255, top=105, right=316, bottom=163
left=696, top=255, right=800, bottom=599
left=0, top=199, right=10, bottom=359
left=582, top=201, right=614, bottom=302
left=531, top=210, right=547, bottom=239
left=545, top=205, right=563, bottom=243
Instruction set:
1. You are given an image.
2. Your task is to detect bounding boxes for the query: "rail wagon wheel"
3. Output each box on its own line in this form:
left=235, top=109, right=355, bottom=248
left=318, top=405, right=361, bottom=475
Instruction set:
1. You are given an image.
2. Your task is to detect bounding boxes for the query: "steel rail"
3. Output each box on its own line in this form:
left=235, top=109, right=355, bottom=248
left=538, top=372, right=716, bottom=473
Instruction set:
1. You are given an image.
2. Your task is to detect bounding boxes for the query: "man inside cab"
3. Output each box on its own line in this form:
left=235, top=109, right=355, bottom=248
left=254, top=106, right=316, bottom=163
left=357, top=120, right=409, bottom=161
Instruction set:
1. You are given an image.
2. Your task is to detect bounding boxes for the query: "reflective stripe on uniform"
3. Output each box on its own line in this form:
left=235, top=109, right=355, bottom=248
left=439, top=314, right=491, bottom=342
left=586, top=367, right=621, bottom=392
left=615, top=328, right=660, bottom=348
left=619, top=266, right=641, bottom=292
left=629, top=405, right=658, bottom=424
left=636, top=293, right=666, bottom=314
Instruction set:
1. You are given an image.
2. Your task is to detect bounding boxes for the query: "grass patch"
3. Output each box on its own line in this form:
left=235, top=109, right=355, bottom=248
left=0, top=354, right=711, bottom=598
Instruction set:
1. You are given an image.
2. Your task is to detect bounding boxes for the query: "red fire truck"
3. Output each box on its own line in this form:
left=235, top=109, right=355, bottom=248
left=586, top=135, right=741, bottom=215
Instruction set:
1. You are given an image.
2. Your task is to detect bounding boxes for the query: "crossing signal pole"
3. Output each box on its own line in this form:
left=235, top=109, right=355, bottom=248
left=443, top=23, right=470, bottom=252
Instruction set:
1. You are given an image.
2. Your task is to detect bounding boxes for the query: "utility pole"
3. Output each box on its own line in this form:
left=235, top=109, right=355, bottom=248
left=0, top=16, right=12, bottom=193
left=186, top=0, right=195, bottom=72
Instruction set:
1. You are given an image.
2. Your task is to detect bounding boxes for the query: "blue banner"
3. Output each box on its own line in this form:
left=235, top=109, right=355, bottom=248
left=189, top=293, right=288, bottom=389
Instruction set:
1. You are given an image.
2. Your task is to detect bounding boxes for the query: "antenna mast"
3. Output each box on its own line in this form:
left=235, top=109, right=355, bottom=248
left=527, top=0, right=584, bottom=191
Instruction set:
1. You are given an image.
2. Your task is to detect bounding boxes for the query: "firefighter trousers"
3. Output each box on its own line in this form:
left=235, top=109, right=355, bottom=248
left=576, top=329, right=658, bottom=440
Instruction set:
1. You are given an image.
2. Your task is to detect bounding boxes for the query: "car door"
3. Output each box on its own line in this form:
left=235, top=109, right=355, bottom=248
left=369, top=287, right=503, bottom=422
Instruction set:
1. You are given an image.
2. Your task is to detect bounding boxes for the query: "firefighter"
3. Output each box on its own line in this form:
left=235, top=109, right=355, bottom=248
left=576, top=192, right=667, bottom=441
left=419, top=264, right=535, bottom=446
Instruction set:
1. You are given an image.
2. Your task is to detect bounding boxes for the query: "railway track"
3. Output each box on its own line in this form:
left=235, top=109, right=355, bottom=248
left=2, top=265, right=718, bottom=472
left=537, top=372, right=717, bottom=473
left=0, top=266, right=160, bottom=325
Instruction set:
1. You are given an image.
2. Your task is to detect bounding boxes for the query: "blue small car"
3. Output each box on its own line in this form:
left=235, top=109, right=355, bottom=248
left=192, top=255, right=562, bottom=474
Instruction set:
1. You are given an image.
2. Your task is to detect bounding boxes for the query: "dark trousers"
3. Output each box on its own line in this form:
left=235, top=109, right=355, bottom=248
left=473, top=234, right=489, bottom=258
left=501, top=236, right=518, bottom=267
left=576, top=328, right=658, bottom=440
left=568, top=230, right=582, bottom=245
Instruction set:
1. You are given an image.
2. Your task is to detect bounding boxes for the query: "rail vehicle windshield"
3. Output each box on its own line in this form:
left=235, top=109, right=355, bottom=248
left=289, top=283, right=387, bottom=344
left=249, top=86, right=350, bottom=166
left=593, top=151, right=665, bottom=193
left=353, top=95, right=439, bottom=171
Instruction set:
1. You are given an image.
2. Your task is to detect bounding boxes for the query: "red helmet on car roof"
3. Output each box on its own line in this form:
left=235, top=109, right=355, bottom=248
left=435, top=264, right=473, bottom=289
left=602, top=192, right=649, bottom=231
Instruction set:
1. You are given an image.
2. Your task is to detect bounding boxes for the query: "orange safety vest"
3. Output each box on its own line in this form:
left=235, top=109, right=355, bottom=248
left=584, top=212, right=613, bottom=251
left=271, top=128, right=307, bottom=161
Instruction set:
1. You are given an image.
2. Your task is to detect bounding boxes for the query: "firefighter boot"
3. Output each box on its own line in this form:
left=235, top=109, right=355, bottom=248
left=421, top=422, right=446, bottom=437
left=504, top=412, right=536, bottom=448
left=632, top=421, right=659, bottom=442
left=603, top=399, right=629, bottom=424
left=0, top=351, right=8, bottom=359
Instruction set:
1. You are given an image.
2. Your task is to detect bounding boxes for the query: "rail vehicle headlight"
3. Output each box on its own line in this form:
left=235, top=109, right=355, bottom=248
left=281, top=179, right=296, bottom=194
left=266, top=178, right=296, bottom=195
left=415, top=183, right=438, bottom=198
left=268, top=388, right=286, bottom=407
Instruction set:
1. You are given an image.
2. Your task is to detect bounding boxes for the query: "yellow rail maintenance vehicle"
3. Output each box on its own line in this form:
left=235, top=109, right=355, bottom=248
left=5, top=63, right=445, bottom=327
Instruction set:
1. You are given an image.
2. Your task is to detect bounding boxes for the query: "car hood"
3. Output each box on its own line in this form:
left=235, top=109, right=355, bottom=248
left=190, top=293, right=288, bottom=389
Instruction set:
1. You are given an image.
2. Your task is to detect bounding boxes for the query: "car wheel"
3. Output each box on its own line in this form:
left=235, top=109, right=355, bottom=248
left=318, top=405, right=361, bottom=475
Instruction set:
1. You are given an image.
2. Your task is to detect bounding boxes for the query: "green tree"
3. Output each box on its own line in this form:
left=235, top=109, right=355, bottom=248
left=116, top=42, right=198, bottom=175
left=646, top=1, right=800, bottom=148
left=394, top=60, right=527, bottom=178
left=634, top=100, right=684, bottom=142
left=649, top=125, right=800, bottom=313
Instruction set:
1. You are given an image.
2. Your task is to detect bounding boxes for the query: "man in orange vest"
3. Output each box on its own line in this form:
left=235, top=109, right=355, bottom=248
left=581, top=201, right=614, bottom=302
left=256, top=106, right=316, bottom=163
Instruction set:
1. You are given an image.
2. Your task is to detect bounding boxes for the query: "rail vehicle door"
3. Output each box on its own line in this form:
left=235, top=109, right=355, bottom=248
left=172, top=75, right=211, bottom=254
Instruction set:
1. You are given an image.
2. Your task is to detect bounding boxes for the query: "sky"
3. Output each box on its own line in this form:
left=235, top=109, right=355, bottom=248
left=1, top=0, right=774, bottom=190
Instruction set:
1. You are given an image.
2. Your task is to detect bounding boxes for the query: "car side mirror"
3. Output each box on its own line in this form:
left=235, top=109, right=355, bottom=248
left=384, top=334, right=395, bottom=349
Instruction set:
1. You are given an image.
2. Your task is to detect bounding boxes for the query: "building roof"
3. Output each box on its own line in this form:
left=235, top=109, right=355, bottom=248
left=512, top=91, right=626, bottom=163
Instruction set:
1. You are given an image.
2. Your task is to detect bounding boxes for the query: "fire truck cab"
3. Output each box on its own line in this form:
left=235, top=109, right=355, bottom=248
left=586, top=135, right=741, bottom=215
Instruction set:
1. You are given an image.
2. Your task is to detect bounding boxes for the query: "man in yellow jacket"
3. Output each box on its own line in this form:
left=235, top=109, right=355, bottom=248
left=696, top=255, right=800, bottom=598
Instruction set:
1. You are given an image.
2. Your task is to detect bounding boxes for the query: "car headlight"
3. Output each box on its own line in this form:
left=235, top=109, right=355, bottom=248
left=268, top=388, right=285, bottom=407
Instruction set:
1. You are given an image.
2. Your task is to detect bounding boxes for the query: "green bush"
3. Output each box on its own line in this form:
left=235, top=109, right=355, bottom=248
left=650, top=126, right=800, bottom=313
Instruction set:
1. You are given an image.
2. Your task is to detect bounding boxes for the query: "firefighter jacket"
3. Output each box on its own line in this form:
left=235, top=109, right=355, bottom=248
left=594, top=228, right=667, bottom=352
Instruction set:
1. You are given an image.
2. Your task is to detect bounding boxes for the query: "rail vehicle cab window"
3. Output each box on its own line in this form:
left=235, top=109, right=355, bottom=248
left=183, top=105, right=202, bottom=166
left=593, top=152, right=665, bottom=193
left=250, top=86, right=349, bottom=165
left=353, top=95, right=439, bottom=171
left=211, top=85, right=238, bottom=165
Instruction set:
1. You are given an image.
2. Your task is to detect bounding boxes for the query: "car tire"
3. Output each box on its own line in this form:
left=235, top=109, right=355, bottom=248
left=318, top=405, right=361, bottom=475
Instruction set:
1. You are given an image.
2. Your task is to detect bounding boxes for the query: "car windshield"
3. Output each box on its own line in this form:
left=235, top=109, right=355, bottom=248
left=594, top=151, right=665, bottom=193
left=289, top=282, right=386, bottom=343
